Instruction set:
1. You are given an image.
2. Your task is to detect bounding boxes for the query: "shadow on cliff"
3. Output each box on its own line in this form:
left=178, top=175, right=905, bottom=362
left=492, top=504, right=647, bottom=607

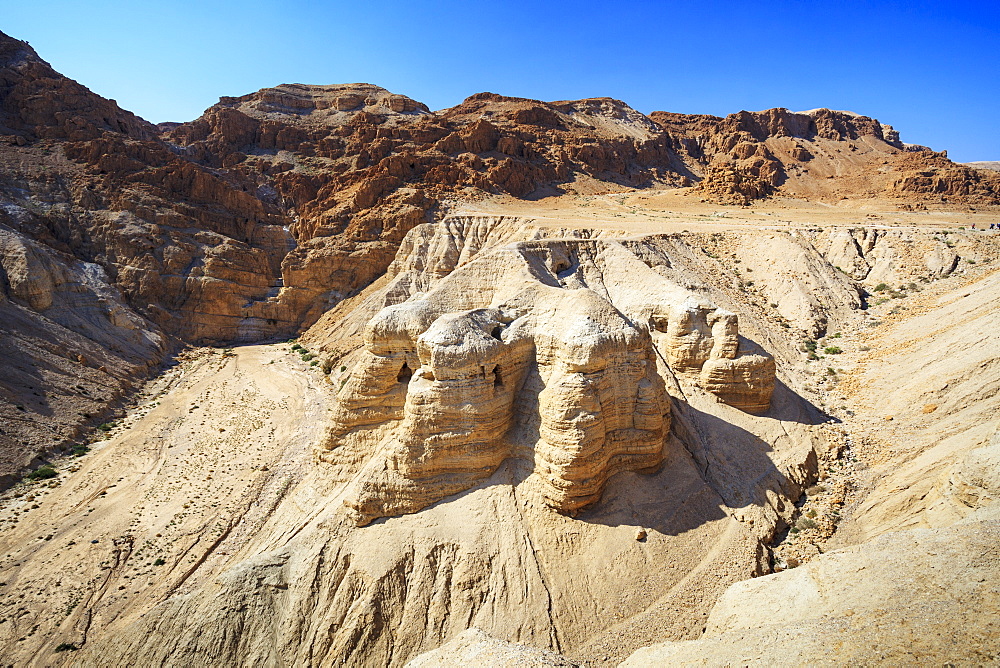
left=765, top=378, right=831, bottom=425
left=576, top=382, right=824, bottom=537
left=363, top=375, right=824, bottom=539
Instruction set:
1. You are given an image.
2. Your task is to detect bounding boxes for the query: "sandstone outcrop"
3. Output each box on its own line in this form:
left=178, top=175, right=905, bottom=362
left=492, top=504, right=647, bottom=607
left=318, top=222, right=776, bottom=525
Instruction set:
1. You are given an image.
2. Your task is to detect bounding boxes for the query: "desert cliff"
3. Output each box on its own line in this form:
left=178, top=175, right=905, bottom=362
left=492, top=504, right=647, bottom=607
left=1, top=26, right=999, bottom=668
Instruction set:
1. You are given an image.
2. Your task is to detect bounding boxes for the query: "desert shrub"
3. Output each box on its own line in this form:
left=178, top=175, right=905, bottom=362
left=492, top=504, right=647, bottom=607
left=340, top=365, right=347, bottom=372
left=153, top=558, right=166, bottom=566
left=291, top=344, right=302, bottom=351
left=795, top=517, right=818, bottom=530
left=302, top=353, right=315, bottom=361
left=27, top=466, right=57, bottom=481
left=71, top=444, right=90, bottom=457
left=824, top=346, right=842, bottom=355
left=54, top=643, right=78, bottom=652
left=98, top=422, right=115, bottom=432
left=873, top=283, right=889, bottom=292
left=321, top=358, right=334, bottom=374
left=804, top=340, right=817, bottom=352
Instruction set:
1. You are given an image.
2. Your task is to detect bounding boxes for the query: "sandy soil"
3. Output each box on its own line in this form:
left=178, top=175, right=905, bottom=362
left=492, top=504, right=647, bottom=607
left=0, top=344, right=336, bottom=662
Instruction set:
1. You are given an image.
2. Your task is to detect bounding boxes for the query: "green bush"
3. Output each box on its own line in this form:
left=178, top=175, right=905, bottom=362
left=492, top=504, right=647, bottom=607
left=824, top=346, right=842, bottom=355
left=873, top=283, right=889, bottom=292
left=27, top=466, right=57, bottom=481
left=153, top=558, right=166, bottom=566
left=98, top=422, right=115, bottom=432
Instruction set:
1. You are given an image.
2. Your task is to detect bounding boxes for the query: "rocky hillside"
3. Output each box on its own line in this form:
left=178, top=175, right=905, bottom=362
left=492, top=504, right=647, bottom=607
left=2, top=26, right=999, bottom=484
left=1, top=210, right=996, bottom=666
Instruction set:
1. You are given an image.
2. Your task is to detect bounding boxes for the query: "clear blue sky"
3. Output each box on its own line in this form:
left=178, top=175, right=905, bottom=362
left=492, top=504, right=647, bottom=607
left=5, top=0, right=999, bottom=161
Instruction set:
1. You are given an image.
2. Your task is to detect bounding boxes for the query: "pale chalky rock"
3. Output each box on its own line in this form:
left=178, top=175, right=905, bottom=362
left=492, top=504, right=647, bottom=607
left=318, top=232, right=776, bottom=525
left=651, top=298, right=775, bottom=413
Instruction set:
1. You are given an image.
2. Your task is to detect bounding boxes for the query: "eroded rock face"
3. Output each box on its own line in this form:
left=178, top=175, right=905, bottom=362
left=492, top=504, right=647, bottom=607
left=318, top=230, right=775, bottom=525
left=4, top=25, right=996, bottom=355
left=0, top=225, right=165, bottom=482
left=651, top=298, right=775, bottom=413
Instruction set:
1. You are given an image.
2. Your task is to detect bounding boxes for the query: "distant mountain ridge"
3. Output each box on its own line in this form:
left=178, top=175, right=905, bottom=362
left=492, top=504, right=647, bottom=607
left=964, top=161, right=1000, bottom=172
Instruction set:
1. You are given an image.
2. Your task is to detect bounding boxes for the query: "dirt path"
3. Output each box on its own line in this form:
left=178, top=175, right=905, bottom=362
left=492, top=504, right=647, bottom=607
left=0, top=344, right=335, bottom=663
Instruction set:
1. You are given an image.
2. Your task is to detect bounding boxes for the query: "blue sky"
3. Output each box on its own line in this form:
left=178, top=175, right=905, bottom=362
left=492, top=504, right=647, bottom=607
left=5, top=0, right=999, bottom=161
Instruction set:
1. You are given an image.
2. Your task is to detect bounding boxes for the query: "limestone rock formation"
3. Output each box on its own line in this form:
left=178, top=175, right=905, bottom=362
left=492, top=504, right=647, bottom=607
left=318, top=222, right=775, bottom=525
left=0, top=34, right=153, bottom=142
left=945, top=433, right=1000, bottom=511
left=653, top=298, right=775, bottom=413
left=652, top=106, right=1000, bottom=205
left=4, top=23, right=995, bottom=357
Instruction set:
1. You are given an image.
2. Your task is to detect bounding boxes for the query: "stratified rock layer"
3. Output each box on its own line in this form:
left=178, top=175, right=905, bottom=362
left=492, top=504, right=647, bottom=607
left=318, top=222, right=776, bottom=525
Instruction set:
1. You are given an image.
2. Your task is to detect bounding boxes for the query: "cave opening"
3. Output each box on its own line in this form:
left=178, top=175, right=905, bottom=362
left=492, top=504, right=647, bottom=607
left=397, top=363, right=412, bottom=383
